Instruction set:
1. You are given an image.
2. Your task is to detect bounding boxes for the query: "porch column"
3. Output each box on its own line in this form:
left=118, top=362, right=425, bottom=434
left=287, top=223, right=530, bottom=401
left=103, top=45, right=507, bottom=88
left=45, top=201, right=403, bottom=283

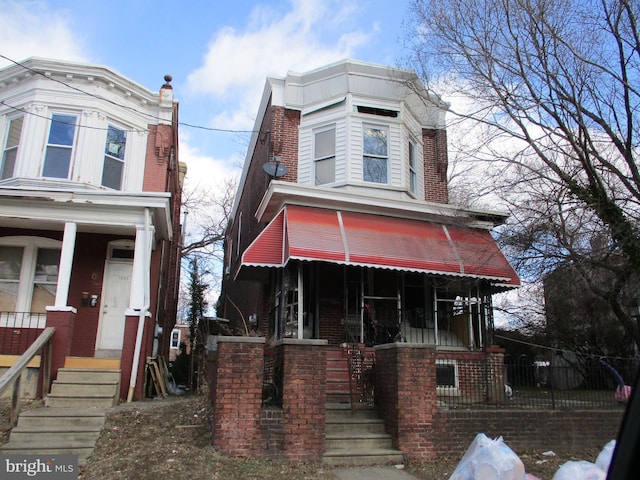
left=54, top=222, right=76, bottom=307
left=130, top=223, right=153, bottom=309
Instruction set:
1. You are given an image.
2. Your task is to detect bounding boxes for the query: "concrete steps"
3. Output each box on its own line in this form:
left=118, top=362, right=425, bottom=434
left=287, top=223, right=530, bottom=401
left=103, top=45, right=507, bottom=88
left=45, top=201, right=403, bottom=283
left=45, top=368, right=120, bottom=409
left=1, top=367, right=121, bottom=465
left=323, top=404, right=404, bottom=466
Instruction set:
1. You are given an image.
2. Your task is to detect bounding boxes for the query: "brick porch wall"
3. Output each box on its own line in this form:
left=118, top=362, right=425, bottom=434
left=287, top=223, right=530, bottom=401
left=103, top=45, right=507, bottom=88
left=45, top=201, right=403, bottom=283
left=279, top=339, right=327, bottom=462
left=375, top=343, right=438, bottom=461
left=208, top=337, right=265, bottom=457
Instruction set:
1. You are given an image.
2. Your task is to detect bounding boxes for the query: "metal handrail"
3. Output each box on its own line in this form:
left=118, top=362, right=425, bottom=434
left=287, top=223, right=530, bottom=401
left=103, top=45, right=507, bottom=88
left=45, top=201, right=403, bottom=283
left=0, top=326, right=55, bottom=427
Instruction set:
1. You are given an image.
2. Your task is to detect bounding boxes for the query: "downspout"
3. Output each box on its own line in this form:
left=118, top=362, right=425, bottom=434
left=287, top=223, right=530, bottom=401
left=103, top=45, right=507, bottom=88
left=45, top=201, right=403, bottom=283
left=128, top=207, right=151, bottom=402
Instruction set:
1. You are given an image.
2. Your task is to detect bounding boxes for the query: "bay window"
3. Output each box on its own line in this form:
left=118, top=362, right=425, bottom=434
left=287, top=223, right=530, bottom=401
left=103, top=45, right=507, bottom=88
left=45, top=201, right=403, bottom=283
left=363, top=125, right=388, bottom=183
left=314, top=126, right=335, bottom=185
left=2, top=116, right=23, bottom=180
left=101, top=125, right=127, bottom=190
left=42, top=114, right=77, bottom=179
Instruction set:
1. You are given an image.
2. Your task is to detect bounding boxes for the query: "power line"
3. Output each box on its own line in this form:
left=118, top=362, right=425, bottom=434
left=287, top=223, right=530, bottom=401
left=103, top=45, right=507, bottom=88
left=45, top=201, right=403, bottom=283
left=494, top=334, right=638, bottom=361
left=0, top=100, right=148, bottom=134
left=0, top=53, right=259, bottom=134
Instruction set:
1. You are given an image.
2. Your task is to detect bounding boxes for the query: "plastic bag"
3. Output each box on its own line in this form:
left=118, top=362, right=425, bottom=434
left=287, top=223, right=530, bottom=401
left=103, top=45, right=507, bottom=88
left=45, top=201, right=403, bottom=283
left=552, top=460, right=606, bottom=480
left=449, top=433, right=526, bottom=480
left=595, top=440, right=616, bottom=472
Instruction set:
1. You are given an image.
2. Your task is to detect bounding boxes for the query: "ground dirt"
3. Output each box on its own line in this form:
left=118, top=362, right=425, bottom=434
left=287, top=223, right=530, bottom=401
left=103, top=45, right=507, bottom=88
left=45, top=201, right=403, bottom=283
left=2, top=395, right=608, bottom=480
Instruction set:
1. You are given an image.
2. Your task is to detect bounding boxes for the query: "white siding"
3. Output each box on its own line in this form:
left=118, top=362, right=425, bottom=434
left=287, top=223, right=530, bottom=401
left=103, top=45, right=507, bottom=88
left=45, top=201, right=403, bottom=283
left=298, top=127, right=312, bottom=184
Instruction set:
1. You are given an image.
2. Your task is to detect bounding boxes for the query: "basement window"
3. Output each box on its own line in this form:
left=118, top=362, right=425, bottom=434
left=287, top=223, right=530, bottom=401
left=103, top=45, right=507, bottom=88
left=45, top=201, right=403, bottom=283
left=436, top=359, right=460, bottom=397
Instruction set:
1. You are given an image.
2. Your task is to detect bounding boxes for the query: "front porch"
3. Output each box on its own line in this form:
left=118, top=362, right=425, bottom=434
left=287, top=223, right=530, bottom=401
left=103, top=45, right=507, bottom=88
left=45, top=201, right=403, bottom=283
left=0, top=308, right=155, bottom=401
left=207, top=336, right=507, bottom=463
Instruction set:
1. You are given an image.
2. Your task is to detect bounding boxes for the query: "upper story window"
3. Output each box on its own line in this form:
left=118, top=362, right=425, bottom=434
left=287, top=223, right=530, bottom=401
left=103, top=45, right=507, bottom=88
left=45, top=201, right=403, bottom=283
left=409, top=140, right=417, bottom=195
left=42, top=114, right=77, bottom=179
left=363, top=125, right=388, bottom=184
left=314, top=126, right=335, bottom=185
left=1, top=116, right=23, bottom=180
left=101, top=125, right=127, bottom=190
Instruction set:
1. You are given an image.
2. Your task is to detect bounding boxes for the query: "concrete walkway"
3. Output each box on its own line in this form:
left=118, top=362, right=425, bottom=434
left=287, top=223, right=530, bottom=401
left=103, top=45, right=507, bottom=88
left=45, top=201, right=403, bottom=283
left=332, top=466, right=419, bottom=480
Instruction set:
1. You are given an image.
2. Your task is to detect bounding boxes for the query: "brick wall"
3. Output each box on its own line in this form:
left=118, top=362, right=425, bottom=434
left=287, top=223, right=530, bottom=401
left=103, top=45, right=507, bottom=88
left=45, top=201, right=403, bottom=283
left=375, top=343, right=438, bottom=461
left=208, top=337, right=265, bottom=457
left=422, top=128, right=448, bottom=203
left=279, top=339, right=327, bottom=462
left=432, top=409, right=624, bottom=458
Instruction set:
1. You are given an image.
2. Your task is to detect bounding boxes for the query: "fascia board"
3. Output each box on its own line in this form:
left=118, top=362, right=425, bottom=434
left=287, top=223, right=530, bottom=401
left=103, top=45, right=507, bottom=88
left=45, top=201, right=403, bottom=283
left=256, top=181, right=508, bottom=229
left=0, top=190, right=172, bottom=238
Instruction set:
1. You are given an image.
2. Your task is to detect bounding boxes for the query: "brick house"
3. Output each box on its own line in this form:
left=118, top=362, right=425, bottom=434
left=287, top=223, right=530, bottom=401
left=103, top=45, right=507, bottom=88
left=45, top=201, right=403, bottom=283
left=212, top=59, right=520, bottom=462
left=0, top=58, right=184, bottom=401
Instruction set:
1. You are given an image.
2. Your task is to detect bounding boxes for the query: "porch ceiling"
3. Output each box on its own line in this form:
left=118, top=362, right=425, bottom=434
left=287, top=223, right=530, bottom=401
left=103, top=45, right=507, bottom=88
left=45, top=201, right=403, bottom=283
left=238, top=205, right=520, bottom=288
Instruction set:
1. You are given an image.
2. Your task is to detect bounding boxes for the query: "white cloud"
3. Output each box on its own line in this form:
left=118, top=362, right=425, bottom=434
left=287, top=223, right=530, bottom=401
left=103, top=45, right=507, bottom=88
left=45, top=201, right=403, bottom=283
left=0, top=1, right=88, bottom=67
left=186, top=0, right=375, bottom=130
left=180, top=135, right=240, bottom=192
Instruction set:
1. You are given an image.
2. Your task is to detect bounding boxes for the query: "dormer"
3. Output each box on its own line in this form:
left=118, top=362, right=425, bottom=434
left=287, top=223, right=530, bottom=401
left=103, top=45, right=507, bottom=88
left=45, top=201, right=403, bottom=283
left=266, top=59, right=450, bottom=204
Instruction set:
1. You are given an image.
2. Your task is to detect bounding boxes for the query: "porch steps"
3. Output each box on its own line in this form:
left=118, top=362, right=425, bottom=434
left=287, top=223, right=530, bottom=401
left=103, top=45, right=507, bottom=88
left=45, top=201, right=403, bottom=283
left=323, top=404, right=404, bottom=466
left=326, top=347, right=350, bottom=404
left=1, top=368, right=121, bottom=465
left=45, top=368, right=121, bottom=408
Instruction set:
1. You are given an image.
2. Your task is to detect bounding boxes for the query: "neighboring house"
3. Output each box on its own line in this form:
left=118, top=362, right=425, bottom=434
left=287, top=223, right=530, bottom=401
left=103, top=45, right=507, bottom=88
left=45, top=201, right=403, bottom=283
left=0, top=58, right=184, bottom=401
left=220, top=59, right=519, bottom=353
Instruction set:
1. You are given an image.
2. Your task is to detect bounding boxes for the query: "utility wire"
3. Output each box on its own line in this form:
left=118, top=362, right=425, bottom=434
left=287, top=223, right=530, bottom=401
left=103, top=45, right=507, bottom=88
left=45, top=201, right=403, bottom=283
left=0, top=53, right=259, bottom=134
left=494, top=334, right=638, bottom=361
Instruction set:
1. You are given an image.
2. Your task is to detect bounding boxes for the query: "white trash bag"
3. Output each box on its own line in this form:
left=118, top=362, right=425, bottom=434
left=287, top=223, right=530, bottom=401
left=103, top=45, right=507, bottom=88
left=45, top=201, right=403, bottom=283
left=595, top=439, right=616, bottom=472
left=552, top=460, right=606, bottom=480
left=449, top=433, right=526, bottom=480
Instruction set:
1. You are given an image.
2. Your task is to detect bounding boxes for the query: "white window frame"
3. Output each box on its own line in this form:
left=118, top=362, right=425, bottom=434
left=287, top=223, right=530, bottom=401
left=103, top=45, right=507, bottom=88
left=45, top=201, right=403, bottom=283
left=436, top=359, right=460, bottom=397
left=408, top=139, right=417, bottom=195
left=170, top=329, right=181, bottom=349
left=362, top=124, right=389, bottom=184
left=1, top=115, right=24, bottom=180
left=0, top=236, right=62, bottom=327
left=42, top=113, right=78, bottom=179
left=313, top=125, right=336, bottom=185
left=101, top=124, right=127, bottom=190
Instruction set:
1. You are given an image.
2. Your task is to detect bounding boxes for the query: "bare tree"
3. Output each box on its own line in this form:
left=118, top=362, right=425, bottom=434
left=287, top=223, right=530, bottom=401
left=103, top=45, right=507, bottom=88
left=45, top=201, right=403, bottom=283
left=177, top=177, right=237, bottom=321
left=406, top=0, right=640, bottom=348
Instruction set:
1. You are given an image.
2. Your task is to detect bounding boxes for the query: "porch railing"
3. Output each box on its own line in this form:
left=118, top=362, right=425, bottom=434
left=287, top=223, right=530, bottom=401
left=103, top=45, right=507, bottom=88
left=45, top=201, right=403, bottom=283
left=0, top=326, right=55, bottom=427
left=0, top=312, right=47, bottom=355
left=347, top=343, right=376, bottom=411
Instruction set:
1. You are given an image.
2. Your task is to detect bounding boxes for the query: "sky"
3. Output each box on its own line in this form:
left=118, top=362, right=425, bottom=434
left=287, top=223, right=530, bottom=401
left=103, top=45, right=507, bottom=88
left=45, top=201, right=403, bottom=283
left=0, top=0, right=419, bottom=313
left=0, top=0, right=414, bottom=193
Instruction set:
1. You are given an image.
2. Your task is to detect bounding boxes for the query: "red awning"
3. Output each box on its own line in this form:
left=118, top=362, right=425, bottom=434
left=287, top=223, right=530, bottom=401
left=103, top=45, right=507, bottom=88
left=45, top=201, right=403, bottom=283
left=240, top=205, right=519, bottom=287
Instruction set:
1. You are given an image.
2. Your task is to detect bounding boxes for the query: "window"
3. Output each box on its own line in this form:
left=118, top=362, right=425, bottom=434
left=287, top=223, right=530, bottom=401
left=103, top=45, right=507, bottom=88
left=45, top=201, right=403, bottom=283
left=436, top=359, right=459, bottom=396
left=314, top=127, right=335, bottom=185
left=101, top=125, right=127, bottom=190
left=42, top=114, right=77, bottom=178
left=2, top=116, right=23, bottom=180
left=363, top=126, right=388, bottom=183
left=170, top=329, right=181, bottom=349
left=409, top=140, right=417, bottom=195
left=0, top=238, right=61, bottom=315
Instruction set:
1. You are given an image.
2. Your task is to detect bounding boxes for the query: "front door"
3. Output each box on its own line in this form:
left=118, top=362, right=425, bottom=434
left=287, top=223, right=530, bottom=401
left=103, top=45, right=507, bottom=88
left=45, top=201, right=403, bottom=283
left=95, top=259, right=133, bottom=356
